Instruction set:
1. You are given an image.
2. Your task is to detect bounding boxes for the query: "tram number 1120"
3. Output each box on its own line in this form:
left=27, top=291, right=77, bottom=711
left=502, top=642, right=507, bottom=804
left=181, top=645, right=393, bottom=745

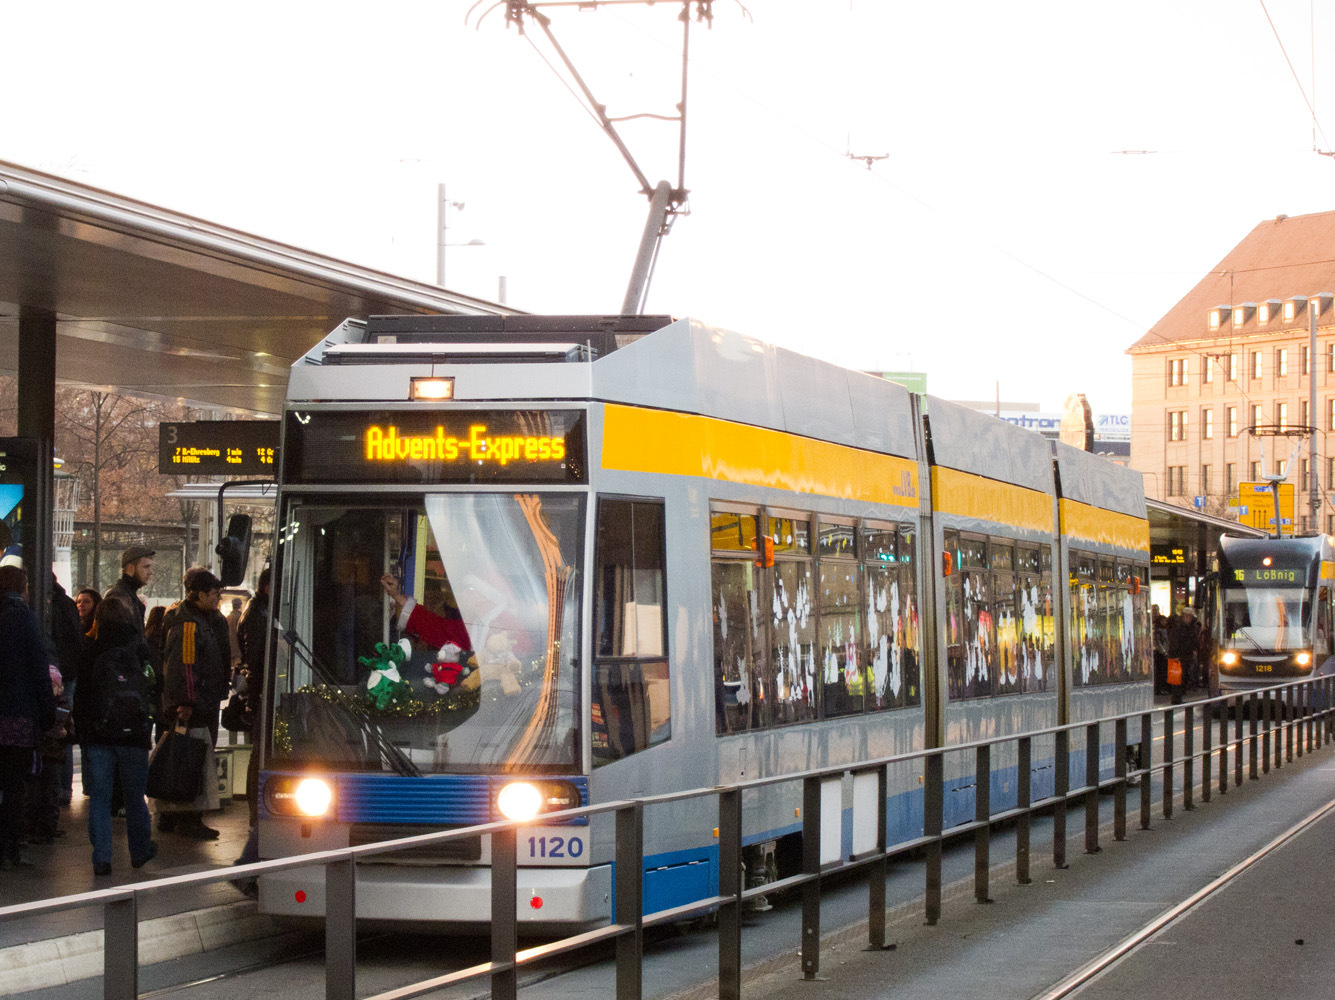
left=524, top=832, right=586, bottom=864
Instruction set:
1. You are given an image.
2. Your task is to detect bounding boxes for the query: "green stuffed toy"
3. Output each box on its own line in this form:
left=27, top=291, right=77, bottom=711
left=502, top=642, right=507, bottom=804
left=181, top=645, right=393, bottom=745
left=360, top=638, right=414, bottom=710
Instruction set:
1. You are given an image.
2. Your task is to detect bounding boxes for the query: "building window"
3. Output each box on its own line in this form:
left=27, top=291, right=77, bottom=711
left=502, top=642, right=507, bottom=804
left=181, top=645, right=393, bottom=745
left=1226, top=463, right=1236, bottom=492
left=1251, top=461, right=1261, bottom=481
left=1302, top=399, right=1310, bottom=429
left=1228, top=353, right=1239, bottom=381
left=1302, top=458, right=1310, bottom=491
left=1168, top=358, right=1188, bottom=386
left=1277, top=401, right=1288, bottom=430
left=1302, top=344, right=1311, bottom=376
left=1329, top=343, right=1335, bottom=373
left=1251, top=403, right=1262, bottom=431
left=1203, top=356, right=1214, bottom=384
left=1329, top=457, right=1335, bottom=490
left=1202, top=408, right=1214, bottom=440
left=1201, top=464, right=1211, bottom=494
left=1167, top=466, right=1187, bottom=496
left=1251, top=351, right=1263, bottom=379
left=1169, top=410, right=1188, bottom=441
left=1329, top=398, right=1335, bottom=432
left=1227, top=406, right=1238, bottom=437
left=1277, top=348, right=1289, bottom=376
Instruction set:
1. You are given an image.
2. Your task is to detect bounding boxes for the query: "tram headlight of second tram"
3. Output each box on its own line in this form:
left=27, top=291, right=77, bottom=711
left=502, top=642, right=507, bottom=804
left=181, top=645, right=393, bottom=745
left=264, top=776, right=334, bottom=818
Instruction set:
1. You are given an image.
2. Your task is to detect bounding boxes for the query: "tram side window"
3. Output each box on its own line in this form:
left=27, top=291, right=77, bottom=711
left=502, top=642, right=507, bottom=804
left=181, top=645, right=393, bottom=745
left=1122, top=562, right=1152, bottom=681
left=863, top=524, right=917, bottom=711
left=712, top=511, right=766, bottom=734
left=771, top=516, right=816, bottom=725
left=945, top=534, right=993, bottom=700
left=992, top=543, right=1021, bottom=696
left=592, top=498, right=671, bottom=766
left=1071, top=552, right=1100, bottom=686
left=819, top=520, right=864, bottom=718
left=1015, top=545, right=1053, bottom=692
left=1317, top=586, right=1334, bottom=656
left=1099, top=561, right=1122, bottom=681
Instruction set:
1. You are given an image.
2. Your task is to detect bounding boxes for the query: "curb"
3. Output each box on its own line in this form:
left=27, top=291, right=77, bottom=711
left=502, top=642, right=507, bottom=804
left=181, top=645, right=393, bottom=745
left=0, top=899, right=280, bottom=995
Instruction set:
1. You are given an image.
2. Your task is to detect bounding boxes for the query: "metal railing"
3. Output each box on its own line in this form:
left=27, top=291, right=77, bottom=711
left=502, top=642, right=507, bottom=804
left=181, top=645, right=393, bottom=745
left=3, top=676, right=1331, bottom=1000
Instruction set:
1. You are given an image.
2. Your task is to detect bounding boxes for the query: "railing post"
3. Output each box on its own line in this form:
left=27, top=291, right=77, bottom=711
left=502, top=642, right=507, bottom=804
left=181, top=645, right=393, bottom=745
left=1299, top=683, right=1308, bottom=756
left=1234, top=696, right=1245, bottom=787
left=975, top=744, right=992, bottom=902
left=1183, top=705, right=1195, bottom=811
left=1140, top=713, right=1152, bottom=830
left=1261, top=690, right=1272, bottom=774
left=1162, top=707, right=1175, bottom=821
left=1201, top=702, right=1212, bottom=804
left=801, top=775, right=822, bottom=980
left=325, top=857, right=356, bottom=1000
left=868, top=766, right=889, bottom=950
left=1113, top=718, right=1127, bottom=842
left=717, top=789, right=741, bottom=1000
left=1016, top=736, right=1032, bottom=883
left=1248, top=694, right=1259, bottom=780
left=1053, top=728, right=1069, bottom=869
left=491, top=827, right=518, bottom=1000
left=103, top=895, right=137, bottom=1000
left=1084, top=723, right=1100, bottom=855
left=924, top=751, right=943, bottom=925
left=1283, top=685, right=1292, bottom=764
left=618, top=802, right=646, bottom=1000
left=1326, top=678, right=1334, bottom=744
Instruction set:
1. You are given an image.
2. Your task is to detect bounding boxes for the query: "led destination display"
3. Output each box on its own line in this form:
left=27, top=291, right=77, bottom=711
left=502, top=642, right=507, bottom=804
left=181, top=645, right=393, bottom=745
left=284, top=409, right=586, bottom=484
left=158, top=421, right=280, bottom=475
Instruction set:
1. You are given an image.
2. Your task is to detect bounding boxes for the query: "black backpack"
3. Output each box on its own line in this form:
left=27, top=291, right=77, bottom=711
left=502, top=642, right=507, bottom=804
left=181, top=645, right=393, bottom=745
left=92, top=647, right=154, bottom=742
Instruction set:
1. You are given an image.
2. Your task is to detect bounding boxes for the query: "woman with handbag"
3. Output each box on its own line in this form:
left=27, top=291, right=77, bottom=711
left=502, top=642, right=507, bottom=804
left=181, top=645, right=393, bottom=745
left=158, top=568, right=228, bottom=840
left=0, top=564, right=57, bottom=870
left=74, top=596, right=156, bottom=876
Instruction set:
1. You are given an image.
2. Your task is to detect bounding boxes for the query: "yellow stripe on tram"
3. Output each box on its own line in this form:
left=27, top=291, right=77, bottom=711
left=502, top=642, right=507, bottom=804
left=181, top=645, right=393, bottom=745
left=930, top=466, right=1054, bottom=534
left=1059, top=498, right=1150, bottom=553
left=600, top=403, right=920, bottom=507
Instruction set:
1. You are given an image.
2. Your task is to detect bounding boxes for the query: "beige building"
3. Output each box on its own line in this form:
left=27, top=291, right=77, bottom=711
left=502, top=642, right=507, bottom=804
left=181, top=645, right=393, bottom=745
left=1128, top=211, right=1335, bottom=534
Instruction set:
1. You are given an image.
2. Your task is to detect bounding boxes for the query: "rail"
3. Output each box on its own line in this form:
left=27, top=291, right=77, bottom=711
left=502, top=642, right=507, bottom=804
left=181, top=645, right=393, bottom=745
left=3, top=676, right=1331, bottom=1000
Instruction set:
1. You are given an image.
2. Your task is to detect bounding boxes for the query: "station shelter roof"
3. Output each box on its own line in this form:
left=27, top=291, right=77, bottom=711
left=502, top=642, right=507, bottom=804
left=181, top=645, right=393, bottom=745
left=0, top=160, right=514, bottom=416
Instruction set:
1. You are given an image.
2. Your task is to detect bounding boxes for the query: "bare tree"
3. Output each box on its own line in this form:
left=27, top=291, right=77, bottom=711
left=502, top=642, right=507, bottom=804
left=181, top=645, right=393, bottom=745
left=58, top=390, right=153, bottom=590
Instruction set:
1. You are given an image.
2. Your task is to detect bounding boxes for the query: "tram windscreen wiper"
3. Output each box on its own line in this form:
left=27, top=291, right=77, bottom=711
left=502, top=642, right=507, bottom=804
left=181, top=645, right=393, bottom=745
left=277, top=620, right=421, bottom=778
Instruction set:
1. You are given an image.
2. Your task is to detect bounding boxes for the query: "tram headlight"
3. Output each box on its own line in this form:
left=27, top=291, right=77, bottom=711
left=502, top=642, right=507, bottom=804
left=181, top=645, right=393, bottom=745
left=495, top=780, right=582, bottom=822
left=1221, top=650, right=1239, bottom=667
left=264, top=775, right=334, bottom=818
left=1296, top=651, right=1313, bottom=668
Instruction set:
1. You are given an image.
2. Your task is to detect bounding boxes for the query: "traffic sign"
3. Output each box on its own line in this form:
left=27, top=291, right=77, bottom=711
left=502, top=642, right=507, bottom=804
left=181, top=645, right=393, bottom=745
left=1236, top=481, right=1296, bottom=535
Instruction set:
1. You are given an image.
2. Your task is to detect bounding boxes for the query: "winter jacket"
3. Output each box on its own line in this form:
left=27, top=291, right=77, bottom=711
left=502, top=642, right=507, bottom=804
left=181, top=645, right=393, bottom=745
left=104, top=573, right=148, bottom=635
left=73, top=620, right=154, bottom=750
left=0, top=591, right=57, bottom=748
left=162, top=599, right=230, bottom=714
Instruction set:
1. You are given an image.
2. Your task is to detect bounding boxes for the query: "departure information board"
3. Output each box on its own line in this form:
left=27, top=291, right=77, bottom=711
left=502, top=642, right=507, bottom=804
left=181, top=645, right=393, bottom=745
left=282, top=408, right=586, bottom=484
left=158, top=421, right=280, bottom=475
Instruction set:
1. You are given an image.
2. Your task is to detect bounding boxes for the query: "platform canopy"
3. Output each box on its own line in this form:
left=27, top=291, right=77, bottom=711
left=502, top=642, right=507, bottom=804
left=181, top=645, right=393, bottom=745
left=0, top=160, right=513, bottom=415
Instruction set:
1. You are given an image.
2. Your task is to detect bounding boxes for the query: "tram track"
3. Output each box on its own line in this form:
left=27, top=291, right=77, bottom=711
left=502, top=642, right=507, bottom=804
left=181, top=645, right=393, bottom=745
left=1029, top=794, right=1335, bottom=1000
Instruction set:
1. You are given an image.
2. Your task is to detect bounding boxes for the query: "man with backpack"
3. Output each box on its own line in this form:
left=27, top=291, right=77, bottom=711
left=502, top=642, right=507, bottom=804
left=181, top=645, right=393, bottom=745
left=74, top=596, right=156, bottom=877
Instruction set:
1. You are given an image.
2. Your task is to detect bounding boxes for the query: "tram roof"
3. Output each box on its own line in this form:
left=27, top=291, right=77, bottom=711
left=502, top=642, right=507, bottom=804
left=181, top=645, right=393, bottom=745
left=1146, top=498, right=1266, bottom=542
left=0, top=160, right=515, bottom=416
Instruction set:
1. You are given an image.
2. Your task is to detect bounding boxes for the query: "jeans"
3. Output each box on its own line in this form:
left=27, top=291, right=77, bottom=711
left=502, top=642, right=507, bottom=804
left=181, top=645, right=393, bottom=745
left=84, top=745, right=152, bottom=866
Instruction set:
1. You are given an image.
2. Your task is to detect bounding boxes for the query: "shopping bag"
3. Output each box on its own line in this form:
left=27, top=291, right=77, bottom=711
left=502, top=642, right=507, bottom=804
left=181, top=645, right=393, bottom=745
left=221, top=692, right=252, bottom=733
left=1166, top=657, right=1183, bottom=686
left=145, top=725, right=207, bottom=802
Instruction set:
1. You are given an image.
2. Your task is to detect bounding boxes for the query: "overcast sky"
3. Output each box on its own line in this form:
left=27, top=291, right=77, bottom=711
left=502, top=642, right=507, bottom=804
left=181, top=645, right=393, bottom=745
left=9, top=1, right=1335, bottom=414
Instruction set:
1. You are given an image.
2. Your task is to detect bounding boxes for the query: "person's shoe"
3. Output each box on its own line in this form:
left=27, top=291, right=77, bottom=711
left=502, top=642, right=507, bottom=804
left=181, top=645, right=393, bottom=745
left=93, top=862, right=113, bottom=877
left=131, top=841, right=158, bottom=869
left=178, top=820, right=221, bottom=841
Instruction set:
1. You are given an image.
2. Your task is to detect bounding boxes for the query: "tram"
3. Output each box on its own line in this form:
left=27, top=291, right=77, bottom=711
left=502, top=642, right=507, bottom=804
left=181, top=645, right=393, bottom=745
left=256, top=314, right=1150, bottom=928
left=1207, top=534, right=1335, bottom=695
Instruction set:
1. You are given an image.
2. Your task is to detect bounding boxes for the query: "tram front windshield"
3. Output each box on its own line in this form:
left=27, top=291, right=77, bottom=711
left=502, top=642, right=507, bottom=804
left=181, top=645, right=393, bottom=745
left=1219, top=584, right=1309, bottom=652
left=269, top=492, right=584, bottom=774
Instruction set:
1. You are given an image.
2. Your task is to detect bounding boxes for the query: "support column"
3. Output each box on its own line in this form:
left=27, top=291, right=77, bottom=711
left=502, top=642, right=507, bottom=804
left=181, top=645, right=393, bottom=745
left=17, top=306, right=55, bottom=629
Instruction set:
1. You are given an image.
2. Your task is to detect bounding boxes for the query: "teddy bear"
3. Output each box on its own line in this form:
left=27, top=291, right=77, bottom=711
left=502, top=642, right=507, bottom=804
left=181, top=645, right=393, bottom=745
left=425, top=641, right=476, bottom=695
left=479, top=631, right=523, bottom=696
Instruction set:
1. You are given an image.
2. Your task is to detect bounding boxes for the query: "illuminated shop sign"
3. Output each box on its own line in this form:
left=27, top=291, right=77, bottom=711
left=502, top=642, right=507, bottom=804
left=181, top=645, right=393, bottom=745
left=284, top=409, right=585, bottom=484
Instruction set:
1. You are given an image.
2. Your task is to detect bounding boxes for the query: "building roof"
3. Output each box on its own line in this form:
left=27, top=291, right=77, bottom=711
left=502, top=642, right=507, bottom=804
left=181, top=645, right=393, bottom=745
left=1127, top=210, right=1335, bottom=354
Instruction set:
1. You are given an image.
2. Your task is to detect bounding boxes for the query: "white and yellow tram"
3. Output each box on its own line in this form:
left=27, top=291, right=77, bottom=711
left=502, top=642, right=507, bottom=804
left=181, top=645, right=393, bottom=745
left=257, top=314, right=1150, bottom=927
